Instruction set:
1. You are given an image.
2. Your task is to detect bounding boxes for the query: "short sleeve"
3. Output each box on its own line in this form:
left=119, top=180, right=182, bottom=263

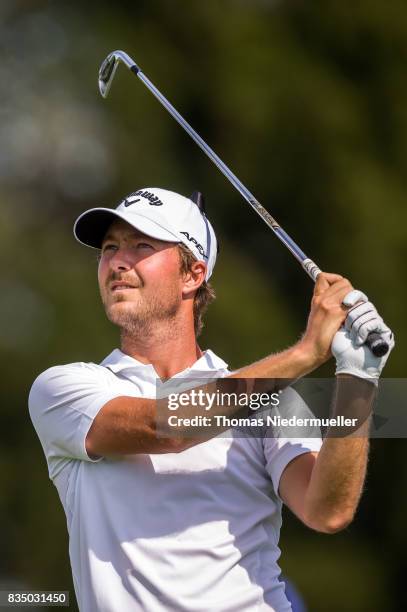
left=28, top=363, right=123, bottom=479
left=263, top=387, right=323, bottom=498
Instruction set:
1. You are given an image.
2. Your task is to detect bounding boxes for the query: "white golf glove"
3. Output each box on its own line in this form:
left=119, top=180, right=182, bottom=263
left=332, top=290, right=395, bottom=384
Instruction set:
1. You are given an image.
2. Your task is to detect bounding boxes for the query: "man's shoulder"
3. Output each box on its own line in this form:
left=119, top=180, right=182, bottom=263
left=32, top=360, right=105, bottom=383
left=29, top=360, right=111, bottom=406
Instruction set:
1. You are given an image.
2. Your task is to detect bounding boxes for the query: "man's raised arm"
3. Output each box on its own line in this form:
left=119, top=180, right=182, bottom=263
left=86, top=273, right=394, bottom=458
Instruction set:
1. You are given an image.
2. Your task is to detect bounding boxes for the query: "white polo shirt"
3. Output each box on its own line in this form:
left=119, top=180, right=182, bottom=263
left=29, top=349, right=322, bottom=612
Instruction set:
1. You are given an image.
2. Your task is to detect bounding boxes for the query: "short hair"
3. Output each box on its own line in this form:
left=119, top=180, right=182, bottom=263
left=177, top=243, right=216, bottom=337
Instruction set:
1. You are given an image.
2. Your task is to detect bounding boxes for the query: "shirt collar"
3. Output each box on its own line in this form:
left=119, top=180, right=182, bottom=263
left=100, top=348, right=228, bottom=376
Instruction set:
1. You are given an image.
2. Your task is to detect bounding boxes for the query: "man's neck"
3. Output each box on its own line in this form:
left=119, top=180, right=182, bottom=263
left=120, top=319, right=203, bottom=380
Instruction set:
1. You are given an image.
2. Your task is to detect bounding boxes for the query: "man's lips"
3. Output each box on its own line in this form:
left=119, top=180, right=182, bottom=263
left=110, top=281, right=138, bottom=292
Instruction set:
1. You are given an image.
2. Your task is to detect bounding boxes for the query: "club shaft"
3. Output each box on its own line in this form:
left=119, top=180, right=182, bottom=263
left=98, top=51, right=389, bottom=356
left=135, top=72, right=387, bottom=355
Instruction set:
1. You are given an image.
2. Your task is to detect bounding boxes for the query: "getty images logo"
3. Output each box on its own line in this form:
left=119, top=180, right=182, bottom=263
left=122, top=190, right=164, bottom=207
left=180, top=231, right=208, bottom=259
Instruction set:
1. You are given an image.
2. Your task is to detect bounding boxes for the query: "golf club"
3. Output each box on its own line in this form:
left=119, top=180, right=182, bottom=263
left=98, top=50, right=388, bottom=357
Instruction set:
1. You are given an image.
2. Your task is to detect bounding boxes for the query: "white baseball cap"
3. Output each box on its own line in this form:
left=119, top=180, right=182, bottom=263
left=73, top=187, right=218, bottom=280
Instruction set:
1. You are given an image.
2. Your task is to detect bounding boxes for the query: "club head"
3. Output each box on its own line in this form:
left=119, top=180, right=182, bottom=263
left=98, top=52, right=120, bottom=98
left=98, top=50, right=140, bottom=98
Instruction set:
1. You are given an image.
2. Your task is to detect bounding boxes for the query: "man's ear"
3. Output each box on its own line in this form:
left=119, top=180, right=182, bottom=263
left=182, top=261, right=206, bottom=297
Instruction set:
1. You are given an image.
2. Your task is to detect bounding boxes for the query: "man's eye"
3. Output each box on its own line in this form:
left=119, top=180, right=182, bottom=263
left=102, top=244, right=117, bottom=252
left=137, top=243, right=154, bottom=250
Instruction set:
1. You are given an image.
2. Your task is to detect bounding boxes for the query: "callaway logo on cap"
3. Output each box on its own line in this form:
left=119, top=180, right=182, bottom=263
left=73, top=188, right=218, bottom=280
left=123, top=190, right=164, bottom=207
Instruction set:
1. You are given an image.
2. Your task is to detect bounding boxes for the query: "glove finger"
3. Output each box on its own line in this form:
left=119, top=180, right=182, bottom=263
left=342, top=290, right=368, bottom=308
left=345, top=301, right=377, bottom=332
left=355, top=318, right=390, bottom=345
left=352, top=314, right=382, bottom=345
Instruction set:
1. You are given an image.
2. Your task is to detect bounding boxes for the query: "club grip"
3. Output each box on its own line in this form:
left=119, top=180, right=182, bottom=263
left=365, top=331, right=389, bottom=357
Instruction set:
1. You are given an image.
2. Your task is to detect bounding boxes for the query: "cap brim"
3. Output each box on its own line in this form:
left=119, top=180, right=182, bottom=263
left=73, top=208, right=180, bottom=249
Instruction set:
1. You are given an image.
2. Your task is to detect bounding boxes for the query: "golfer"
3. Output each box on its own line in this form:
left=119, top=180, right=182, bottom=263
left=29, top=188, right=394, bottom=612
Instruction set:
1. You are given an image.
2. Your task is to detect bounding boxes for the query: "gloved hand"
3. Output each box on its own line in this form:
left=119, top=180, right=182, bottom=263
left=332, top=290, right=395, bottom=384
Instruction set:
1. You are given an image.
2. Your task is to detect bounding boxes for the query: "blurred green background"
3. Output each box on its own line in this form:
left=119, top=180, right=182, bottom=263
left=1, top=0, right=406, bottom=610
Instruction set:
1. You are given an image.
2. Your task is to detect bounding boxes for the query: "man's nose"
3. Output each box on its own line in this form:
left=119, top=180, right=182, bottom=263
left=108, top=248, right=133, bottom=272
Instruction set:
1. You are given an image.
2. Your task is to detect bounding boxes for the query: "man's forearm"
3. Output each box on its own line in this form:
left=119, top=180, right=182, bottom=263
left=230, top=341, right=321, bottom=382
left=88, top=342, right=323, bottom=457
left=161, top=342, right=323, bottom=439
left=303, top=375, right=375, bottom=533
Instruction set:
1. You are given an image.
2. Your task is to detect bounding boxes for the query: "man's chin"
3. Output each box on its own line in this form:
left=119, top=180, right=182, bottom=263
left=105, top=301, right=139, bottom=323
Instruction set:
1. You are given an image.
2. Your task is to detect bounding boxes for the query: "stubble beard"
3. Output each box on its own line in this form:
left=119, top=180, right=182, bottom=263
left=103, top=288, right=182, bottom=340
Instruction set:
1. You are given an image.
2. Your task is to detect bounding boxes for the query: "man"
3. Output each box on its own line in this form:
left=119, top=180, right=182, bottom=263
left=29, top=187, right=394, bottom=612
